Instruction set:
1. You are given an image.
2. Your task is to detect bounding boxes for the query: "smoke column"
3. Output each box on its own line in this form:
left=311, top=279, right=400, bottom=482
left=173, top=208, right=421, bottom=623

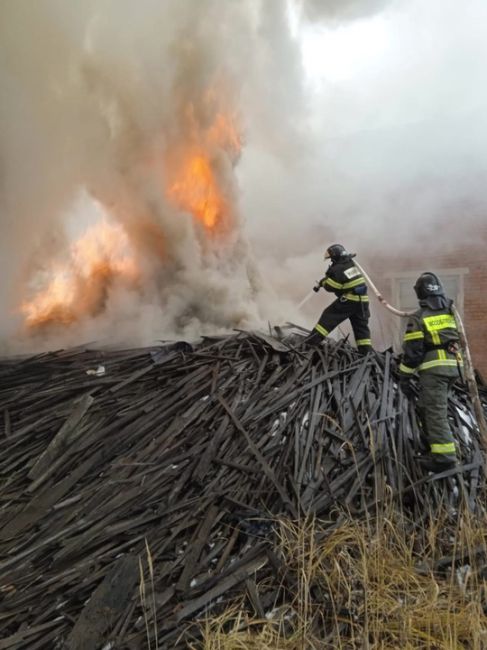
left=0, top=0, right=295, bottom=350
left=2, top=0, right=486, bottom=352
left=240, top=0, right=487, bottom=349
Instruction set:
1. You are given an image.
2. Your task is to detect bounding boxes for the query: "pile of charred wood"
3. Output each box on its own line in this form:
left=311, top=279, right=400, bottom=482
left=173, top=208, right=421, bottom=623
left=0, top=328, right=485, bottom=648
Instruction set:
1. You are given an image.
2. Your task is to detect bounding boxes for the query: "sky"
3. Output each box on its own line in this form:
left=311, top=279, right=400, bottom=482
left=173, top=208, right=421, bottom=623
left=1, top=0, right=486, bottom=350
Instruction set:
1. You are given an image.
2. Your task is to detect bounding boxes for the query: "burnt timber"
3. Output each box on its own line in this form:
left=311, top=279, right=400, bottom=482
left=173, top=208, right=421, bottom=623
left=0, top=328, right=485, bottom=648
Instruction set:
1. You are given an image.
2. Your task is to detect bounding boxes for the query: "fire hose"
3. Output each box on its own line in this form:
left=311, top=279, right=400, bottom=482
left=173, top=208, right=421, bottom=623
left=297, top=261, right=487, bottom=444
left=353, top=260, right=487, bottom=446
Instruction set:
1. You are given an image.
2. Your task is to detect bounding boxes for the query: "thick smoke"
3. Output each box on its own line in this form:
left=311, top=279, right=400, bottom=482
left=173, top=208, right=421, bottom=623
left=301, top=0, right=394, bottom=23
left=240, top=0, right=487, bottom=347
left=0, top=0, right=299, bottom=351
left=1, top=0, right=486, bottom=352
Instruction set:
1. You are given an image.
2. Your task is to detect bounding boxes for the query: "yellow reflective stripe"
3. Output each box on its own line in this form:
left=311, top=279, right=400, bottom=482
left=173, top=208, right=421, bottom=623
left=356, top=339, right=371, bottom=346
left=314, top=324, right=329, bottom=337
left=419, top=359, right=459, bottom=370
left=430, top=350, right=455, bottom=361
left=423, top=314, right=457, bottom=332
left=342, top=277, right=365, bottom=289
left=399, top=363, right=416, bottom=374
left=422, top=313, right=457, bottom=346
left=431, top=443, right=456, bottom=454
left=324, top=277, right=344, bottom=290
left=403, top=331, right=424, bottom=342
left=343, top=293, right=369, bottom=302
left=431, top=331, right=441, bottom=345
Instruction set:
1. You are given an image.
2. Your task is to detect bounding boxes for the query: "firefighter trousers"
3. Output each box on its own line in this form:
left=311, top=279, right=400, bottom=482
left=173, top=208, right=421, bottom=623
left=309, top=298, right=372, bottom=352
left=417, top=372, right=457, bottom=463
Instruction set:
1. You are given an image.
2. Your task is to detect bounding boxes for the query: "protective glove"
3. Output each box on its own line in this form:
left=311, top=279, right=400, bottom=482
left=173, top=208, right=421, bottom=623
left=399, top=377, right=415, bottom=399
left=312, top=283, right=321, bottom=293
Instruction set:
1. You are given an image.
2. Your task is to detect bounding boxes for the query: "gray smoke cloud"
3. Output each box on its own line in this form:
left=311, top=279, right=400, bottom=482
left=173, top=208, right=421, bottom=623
left=0, top=0, right=301, bottom=351
left=1, top=0, right=486, bottom=352
left=240, top=0, right=487, bottom=347
left=301, top=0, right=394, bottom=23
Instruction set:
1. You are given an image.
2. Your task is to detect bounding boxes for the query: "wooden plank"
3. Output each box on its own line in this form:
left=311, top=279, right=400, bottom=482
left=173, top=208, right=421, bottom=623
left=173, top=554, right=268, bottom=623
left=218, top=395, right=297, bottom=518
left=109, top=364, right=154, bottom=393
left=28, top=394, right=94, bottom=482
left=0, top=448, right=106, bottom=541
left=64, top=555, right=138, bottom=650
left=0, top=620, right=62, bottom=649
left=176, top=504, right=220, bottom=593
left=3, top=408, right=11, bottom=437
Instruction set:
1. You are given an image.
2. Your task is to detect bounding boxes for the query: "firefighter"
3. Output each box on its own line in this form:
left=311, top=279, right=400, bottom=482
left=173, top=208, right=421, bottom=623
left=398, top=272, right=462, bottom=472
left=305, top=244, right=372, bottom=353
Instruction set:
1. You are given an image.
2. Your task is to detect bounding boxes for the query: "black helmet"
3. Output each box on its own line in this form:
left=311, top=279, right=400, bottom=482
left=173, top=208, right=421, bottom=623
left=324, top=243, right=353, bottom=262
left=413, top=272, right=445, bottom=300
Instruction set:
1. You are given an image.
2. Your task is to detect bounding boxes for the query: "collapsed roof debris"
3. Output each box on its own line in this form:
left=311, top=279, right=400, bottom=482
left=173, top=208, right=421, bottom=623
left=0, top=328, right=485, bottom=648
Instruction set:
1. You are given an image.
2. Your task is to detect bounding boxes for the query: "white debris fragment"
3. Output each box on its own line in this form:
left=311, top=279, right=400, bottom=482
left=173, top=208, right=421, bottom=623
left=454, top=406, right=474, bottom=444
left=86, top=365, right=106, bottom=376
left=456, top=565, right=471, bottom=593
left=460, top=424, right=472, bottom=445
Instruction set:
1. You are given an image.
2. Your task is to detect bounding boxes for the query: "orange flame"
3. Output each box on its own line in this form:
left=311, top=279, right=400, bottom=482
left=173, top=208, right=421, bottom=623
left=166, top=107, right=241, bottom=231
left=21, top=219, right=138, bottom=330
left=168, top=154, right=225, bottom=229
left=21, top=91, right=242, bottom=332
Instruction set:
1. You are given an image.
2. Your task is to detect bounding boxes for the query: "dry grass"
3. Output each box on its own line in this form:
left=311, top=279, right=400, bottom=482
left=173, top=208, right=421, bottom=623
left=195, top=503, right=487, bottom=649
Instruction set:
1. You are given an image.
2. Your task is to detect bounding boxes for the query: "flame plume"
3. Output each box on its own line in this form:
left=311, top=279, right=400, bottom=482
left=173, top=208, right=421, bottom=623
left=21, top=98, right=243, bottom=333
left=21, top=218, right=139, bottom=330
left=167, top=98, right=241, bottom=233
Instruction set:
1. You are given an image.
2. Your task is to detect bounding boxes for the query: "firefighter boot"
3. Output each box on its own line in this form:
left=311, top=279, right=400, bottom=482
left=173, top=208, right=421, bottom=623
left=417, top=454, right=457, bottom=473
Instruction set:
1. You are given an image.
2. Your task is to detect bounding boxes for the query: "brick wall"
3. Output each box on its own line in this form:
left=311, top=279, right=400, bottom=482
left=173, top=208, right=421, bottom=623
left=365, top=230, right=487, bottom=376
left=465, top=260, right=487, bottom=378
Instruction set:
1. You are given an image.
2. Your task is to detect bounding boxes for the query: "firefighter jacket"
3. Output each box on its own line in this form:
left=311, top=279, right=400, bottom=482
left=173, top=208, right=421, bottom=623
left=319, top=258, right=368, bottom=303
left=399, top=297, right=462, bottom=377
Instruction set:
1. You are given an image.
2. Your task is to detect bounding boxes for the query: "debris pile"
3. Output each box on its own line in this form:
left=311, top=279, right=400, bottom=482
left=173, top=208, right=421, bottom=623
left=0, top=329, right=485, bottom=648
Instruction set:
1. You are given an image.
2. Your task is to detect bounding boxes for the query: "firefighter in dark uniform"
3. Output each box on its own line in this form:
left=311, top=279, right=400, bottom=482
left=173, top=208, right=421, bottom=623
left=306, top=244, right=372, bottom=353
left=398, top=272, right=462, bottom=472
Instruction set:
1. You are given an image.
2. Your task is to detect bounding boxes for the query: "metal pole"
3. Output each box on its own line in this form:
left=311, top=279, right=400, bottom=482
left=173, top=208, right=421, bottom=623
left=451, top=304, right=487, bottom=446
